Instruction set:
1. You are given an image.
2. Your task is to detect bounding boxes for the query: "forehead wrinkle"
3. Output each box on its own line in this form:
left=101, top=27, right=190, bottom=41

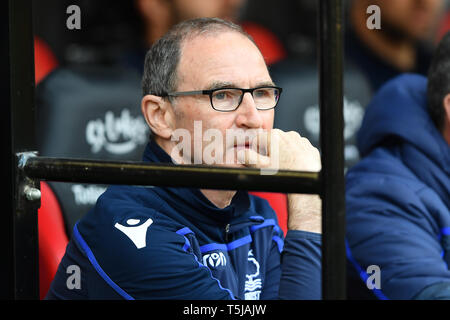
left=205, top=80, right=276, bottom=90
left=177, top=31, right=271, bottom=91
left=176, top=40, right=221, bottom=90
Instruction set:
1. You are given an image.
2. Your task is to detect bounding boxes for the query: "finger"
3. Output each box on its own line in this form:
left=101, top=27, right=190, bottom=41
left=237, top=148, right=271, bottom=168
left=253, top=128, right=279, bottom=156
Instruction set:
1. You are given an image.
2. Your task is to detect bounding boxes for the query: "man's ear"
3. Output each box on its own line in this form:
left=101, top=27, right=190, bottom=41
left=442, top=93, right=450, bottom=145
left=444, top=93, right=450, bottom=122
left=141, top=94, right=175, bottom=139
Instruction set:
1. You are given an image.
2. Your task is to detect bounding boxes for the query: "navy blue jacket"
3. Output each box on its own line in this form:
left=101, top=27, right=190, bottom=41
left=346, top=74, right=450, bottom=299
left=47, top=139, right=322, bottom=300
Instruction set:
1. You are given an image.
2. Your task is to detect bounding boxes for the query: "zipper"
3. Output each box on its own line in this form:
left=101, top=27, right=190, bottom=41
left=224, top=217, right=265, bottom=242
left=225, top=223, right=230, bottom=242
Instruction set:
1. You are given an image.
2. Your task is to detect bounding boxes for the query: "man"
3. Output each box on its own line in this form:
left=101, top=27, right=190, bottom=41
left=46, top=18, right=322, bottom=300
left=126, top=0, right=289, bottom=233
left=346, top=32, right=450, bottom=299
left=346, top=0, right=444, bottom=92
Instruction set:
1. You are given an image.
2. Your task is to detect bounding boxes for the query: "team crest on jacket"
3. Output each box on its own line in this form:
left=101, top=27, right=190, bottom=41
left=245, top=250, right=262, bottom=300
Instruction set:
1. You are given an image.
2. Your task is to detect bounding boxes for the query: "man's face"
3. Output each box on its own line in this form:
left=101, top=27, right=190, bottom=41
left=374, top=0, right=443, bottom=40
left=170, top=31, right=275, bottom=167
left=171, top=0, right=245, bottom=22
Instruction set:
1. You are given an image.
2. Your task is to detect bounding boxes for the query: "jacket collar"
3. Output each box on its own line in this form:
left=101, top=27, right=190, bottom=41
left=142, top=138, right=251, bottom=226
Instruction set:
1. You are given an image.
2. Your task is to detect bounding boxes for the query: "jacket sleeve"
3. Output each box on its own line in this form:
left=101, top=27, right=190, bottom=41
left=260, top=228, right=322, bottom=300
left=414, top=281, right=450, bottom=299
left=80, top=223, right=235, bottom=300
left=278, top=230, right=322, bottom=299
left=346, top=177, right=450, bottom=300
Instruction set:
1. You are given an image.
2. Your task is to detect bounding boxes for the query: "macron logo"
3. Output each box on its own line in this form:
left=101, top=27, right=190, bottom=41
left=114, top=218, right=153, bottom=249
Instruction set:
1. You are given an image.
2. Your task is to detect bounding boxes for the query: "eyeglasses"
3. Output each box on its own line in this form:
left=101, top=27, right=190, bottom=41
left=161, top=86, right=282, bottom=112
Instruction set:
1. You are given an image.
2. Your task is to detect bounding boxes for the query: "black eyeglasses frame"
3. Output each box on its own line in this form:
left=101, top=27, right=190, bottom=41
left=160, top=86, right=283, bottom=112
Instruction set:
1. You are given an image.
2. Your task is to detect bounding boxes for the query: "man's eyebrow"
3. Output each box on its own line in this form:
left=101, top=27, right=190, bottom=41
left=205, top=81, right=235, bottom=90
left=255, top=80, right=277, bottom=87
left=205, top=80, right=276, bottom=90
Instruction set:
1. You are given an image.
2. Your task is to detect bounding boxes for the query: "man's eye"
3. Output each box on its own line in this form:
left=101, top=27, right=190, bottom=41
left=214, top=92, right=227, bottom=100
left=213, top=90, right=234, bottom=100
left=254, top=89, right=271, bottom=98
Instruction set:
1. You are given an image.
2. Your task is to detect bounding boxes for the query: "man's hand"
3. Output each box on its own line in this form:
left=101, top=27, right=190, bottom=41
left=238, top=129, right=322, bottom=234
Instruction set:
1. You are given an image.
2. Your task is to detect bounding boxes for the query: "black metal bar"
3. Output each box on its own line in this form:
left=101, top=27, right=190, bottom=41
left=1, top=0, right=14, bottom=300
left=318, top=0, right=346, bottom=299
left=6, top=0, right=39, bottom=300
left=21, top=155, right=321, bottom=194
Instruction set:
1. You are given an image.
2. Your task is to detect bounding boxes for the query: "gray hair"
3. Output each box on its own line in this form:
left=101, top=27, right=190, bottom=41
left=141, top=17, right=256, bottom=98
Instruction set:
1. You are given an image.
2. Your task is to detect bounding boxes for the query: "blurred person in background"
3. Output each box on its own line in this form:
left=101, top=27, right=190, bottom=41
left=346, top=0, right=445, bottom=92
left=345, top=32, right=450, bottom=300
left=123, top=0, right=286, bottom=73
left=136, top=0, right=244, bottom=45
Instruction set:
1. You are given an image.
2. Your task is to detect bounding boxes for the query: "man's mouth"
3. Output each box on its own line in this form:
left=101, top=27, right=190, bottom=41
left=234, top=141, right=251, bottom=150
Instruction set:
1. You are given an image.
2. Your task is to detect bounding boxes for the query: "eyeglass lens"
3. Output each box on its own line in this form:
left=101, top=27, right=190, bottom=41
left=211, top=87, right=279, bottom=111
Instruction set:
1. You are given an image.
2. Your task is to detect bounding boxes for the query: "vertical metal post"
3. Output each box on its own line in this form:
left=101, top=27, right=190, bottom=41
left=318, top=0, right=346, bottom=299
left=4, top=0, right=40, bottom=299
left=1, top=0, right=14, bottom=300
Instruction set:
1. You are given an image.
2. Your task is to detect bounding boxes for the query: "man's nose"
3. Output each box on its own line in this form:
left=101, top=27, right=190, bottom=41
left=235, top=92, right=263, bottom=128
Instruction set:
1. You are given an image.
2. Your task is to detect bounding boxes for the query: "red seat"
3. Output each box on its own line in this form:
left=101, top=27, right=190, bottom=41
left=34, top=37, right=58, bottom=84
left=241, top=21, right=287, bottom=66
left=249, top=192, right=288, bottom=235
left=34, top=37, right=62, bottom=299
left=437, top=11, right=450, bottom=42
left=38, top=182, right=69, bottom=299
